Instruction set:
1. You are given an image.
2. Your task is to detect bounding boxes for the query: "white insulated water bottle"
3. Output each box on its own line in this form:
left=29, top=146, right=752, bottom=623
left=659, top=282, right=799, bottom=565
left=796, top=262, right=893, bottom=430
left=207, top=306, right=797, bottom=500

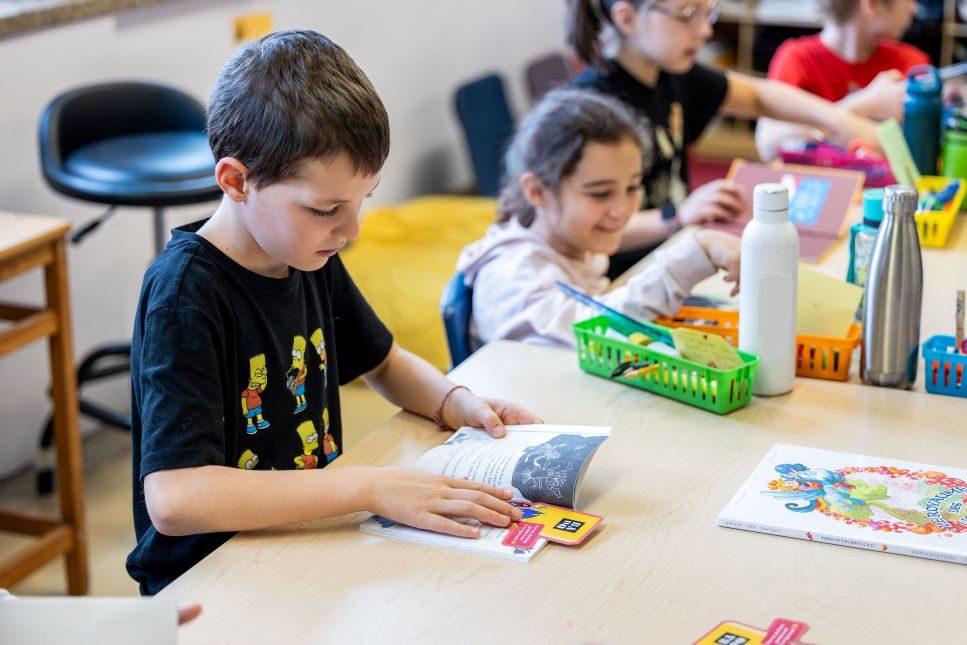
left=739, top=184, right=800, bottom=396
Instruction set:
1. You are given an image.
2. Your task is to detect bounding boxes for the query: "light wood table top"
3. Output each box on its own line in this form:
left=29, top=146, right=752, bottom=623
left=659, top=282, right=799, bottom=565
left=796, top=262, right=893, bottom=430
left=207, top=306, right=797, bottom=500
left=162, top=215, right=967, bottom=644
left=0, top=212, right=70, bottom=264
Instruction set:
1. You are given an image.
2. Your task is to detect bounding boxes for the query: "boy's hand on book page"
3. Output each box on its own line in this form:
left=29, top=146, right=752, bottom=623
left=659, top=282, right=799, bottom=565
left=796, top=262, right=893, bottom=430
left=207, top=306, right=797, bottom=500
left=694, top=229, right=741, bottom=296
left=443, top=388, right=543, bottom=438
left=678, top=180, right=745, bottom=225
left=366, top=469, right=522, bottom=538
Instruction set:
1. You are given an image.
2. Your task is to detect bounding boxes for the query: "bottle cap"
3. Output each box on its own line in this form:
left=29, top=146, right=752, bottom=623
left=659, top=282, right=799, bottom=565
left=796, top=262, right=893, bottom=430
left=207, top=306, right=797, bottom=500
left=862, top=188, right=884, bottom=227
left=883, top=185, right=918, bottom=217
left=752, top=183, right=789, bottom=222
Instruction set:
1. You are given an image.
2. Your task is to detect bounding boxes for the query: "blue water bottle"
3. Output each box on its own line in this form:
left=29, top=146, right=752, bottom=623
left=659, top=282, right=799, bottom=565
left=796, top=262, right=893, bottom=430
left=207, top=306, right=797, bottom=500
left=903, top=65, right=942, bottom=175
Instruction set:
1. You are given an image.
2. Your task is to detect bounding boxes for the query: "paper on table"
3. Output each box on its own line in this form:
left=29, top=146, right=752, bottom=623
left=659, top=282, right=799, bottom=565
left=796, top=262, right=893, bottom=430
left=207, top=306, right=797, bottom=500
left=797, top=265, right=864, bottom=337
left=0, top=597, right=176, bottom=645
left=876, top=119, right=921, bottom=188
left=669, top=327, right=744, bottom=369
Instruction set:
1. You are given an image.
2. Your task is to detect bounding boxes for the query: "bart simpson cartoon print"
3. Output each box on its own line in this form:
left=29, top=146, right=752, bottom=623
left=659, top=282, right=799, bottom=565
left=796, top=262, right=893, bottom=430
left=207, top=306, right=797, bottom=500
left=237, top=449, right=259, bottom=470
left=310, top=327, right=328, bottom=386
left=294, top=420, right=319, bottom=469
left=241, top=354, right=270, bottom=434
left=286, top=335, right=309, bottom=414
left=320, top=407, right=339, bottom=463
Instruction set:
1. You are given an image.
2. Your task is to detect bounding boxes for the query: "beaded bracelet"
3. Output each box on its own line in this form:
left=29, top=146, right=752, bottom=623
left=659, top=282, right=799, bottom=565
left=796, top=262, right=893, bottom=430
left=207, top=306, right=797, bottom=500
left=432, top=385, right=470, bottom=430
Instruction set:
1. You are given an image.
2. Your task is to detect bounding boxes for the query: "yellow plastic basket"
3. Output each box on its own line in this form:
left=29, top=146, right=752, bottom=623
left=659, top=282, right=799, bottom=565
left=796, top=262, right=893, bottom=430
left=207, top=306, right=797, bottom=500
left=915, top=176, right=966, bottom=248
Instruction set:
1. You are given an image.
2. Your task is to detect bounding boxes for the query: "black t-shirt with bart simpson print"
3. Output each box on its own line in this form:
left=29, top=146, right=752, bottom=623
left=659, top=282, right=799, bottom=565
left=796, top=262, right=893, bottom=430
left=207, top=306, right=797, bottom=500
left=126, top=221, right=393, bottom=595
left=573, top=60, right=729, bottom=277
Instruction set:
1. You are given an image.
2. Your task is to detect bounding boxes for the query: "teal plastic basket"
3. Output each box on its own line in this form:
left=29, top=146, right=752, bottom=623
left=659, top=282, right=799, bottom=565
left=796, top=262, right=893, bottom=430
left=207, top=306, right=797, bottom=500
left=572, top=316, right=760, bottom=415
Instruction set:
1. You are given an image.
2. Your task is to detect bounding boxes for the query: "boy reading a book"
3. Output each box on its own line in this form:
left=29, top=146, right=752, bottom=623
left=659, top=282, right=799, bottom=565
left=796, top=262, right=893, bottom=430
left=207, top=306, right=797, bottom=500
left=126, top=29, right=539, bottom=595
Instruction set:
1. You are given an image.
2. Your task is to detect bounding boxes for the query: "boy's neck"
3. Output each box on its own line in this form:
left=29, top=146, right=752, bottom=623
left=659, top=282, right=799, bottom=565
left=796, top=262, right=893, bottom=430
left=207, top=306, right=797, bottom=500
left=197, top=200, right=291, bottom=279
left=820, top=20, right=877, bottom=63
left=614, top=45, right=661, bottom=87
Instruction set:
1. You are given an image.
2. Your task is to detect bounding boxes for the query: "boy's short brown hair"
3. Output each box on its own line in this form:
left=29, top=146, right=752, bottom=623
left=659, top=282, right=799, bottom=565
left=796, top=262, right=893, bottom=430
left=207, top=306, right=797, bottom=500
left=207, top=29, right=390, bottom=187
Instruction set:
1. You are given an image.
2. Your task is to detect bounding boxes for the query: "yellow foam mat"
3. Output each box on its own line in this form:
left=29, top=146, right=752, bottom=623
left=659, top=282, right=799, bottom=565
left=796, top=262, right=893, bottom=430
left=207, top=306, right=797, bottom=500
left=341, top=195, right=497, bottom=370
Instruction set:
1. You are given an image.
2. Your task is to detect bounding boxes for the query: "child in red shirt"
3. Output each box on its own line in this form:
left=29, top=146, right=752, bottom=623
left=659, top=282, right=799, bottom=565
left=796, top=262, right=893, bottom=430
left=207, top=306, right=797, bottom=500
left=757, top=0, right=928, bottom=159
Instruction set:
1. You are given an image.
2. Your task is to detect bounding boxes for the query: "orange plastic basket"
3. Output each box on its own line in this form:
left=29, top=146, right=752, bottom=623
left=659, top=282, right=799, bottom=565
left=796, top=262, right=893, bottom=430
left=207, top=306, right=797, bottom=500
left=655, top=307, right=862, bottom=382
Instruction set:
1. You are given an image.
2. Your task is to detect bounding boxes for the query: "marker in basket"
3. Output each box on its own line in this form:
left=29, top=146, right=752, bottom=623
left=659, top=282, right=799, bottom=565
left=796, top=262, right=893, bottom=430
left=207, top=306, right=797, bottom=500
left=556, top=281, right=675, bottom=346
left=957, top=290, right=964, bottom=354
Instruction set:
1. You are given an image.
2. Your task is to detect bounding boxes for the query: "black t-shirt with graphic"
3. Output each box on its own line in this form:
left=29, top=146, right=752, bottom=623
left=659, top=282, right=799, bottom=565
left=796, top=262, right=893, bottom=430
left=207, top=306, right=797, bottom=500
left=573, top=61, right=729, bottom=276
left=126, top=222, right=393, bottom=595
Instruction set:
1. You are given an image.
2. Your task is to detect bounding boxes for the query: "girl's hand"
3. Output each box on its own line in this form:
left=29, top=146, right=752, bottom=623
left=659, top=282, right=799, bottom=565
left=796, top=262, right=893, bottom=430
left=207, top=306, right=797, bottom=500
left=678, top=180, right=746, bottom=226
left=694, top=229, right=741, bottom=296
left=442, top=388, right=543, bottom=438
left=365, top=468, right=522, bottom=537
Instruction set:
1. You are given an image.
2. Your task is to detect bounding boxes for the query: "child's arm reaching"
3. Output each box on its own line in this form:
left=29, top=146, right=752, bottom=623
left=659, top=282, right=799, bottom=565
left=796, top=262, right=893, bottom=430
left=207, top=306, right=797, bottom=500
left=144, top=344, right=541, bottom=538
left=723, top=71, right=879, bottom=161
left=361, top=343, right=542, bottom=438
left=145, top=464, right=522, bottom=539
left=605, top=229, right=739, bottom=320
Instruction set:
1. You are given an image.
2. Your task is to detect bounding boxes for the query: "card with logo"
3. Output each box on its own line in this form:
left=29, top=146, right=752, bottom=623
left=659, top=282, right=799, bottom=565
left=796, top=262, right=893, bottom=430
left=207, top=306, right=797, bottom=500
left=501, top=521, right=543, bottom=548
left=513, top=501, right=603, bottom=546
left=762, top=618, right=809, bottom=645
left=694, top=620, right=768, bottom=645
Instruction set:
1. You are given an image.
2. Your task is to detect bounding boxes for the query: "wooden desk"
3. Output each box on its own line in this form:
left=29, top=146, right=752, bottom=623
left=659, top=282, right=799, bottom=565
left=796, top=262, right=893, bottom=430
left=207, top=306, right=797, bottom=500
left=162, top=217, right=966, bottom=643
left=0, top=212, right=87, bottom=594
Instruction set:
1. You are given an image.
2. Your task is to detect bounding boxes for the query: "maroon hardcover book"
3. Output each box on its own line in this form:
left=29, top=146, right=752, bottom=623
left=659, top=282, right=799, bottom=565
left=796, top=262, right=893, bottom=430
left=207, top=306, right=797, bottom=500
left=709, top=160, right=864, bottom=261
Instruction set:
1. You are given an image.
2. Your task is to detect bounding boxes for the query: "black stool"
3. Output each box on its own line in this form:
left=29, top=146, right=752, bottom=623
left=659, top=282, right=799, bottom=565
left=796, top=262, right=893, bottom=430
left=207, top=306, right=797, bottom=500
left=35, top=81, right=221, bottom=493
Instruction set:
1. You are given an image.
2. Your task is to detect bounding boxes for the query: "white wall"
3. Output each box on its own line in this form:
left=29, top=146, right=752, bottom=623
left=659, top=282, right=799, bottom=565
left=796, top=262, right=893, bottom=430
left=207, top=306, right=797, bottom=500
left=0, top=0, right=568, bottom=477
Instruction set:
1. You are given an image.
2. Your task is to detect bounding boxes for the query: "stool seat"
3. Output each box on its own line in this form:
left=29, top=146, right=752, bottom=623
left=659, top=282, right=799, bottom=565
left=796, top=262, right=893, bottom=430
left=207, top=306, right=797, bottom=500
left=40, top=81, right=222, bottom=209
left=57, top=132, right=217, bottom=207
left=67, top=132, right=214, bottom=182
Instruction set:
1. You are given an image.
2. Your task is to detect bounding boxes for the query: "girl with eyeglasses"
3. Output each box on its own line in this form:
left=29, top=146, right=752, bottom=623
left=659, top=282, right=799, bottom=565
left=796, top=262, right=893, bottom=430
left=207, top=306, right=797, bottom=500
left=569, top=0, right=880, bottom=278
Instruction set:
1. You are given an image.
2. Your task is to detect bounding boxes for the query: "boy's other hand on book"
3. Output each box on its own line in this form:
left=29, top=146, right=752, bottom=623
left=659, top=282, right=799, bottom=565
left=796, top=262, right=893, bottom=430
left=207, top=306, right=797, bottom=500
left=366, top=469, right=523, bottom=538
left=442, top=388, right=543, bottom=439
left=678, top=180, right=745, bottom=225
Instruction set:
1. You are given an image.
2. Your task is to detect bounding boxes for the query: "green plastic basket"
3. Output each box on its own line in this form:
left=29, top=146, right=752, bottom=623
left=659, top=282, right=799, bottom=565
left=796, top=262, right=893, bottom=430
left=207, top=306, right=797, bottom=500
left=572, top=315, right=760, bottom=415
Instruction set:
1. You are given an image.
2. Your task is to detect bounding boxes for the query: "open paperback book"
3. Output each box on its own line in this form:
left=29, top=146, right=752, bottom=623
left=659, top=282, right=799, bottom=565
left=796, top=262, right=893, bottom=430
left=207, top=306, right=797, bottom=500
left=359, top=424, right=610, bottom=562
left=718, top=444, right=967, bottom=565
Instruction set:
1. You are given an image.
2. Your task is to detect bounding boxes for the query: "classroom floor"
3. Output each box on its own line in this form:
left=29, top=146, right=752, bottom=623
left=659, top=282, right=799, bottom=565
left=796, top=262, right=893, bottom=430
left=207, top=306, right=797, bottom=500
left=0, top=381, right=398, bottom=596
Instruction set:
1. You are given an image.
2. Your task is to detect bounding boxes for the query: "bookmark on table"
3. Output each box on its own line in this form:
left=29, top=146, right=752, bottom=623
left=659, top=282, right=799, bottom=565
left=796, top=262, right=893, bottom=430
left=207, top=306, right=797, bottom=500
left=694, top=620, right=768, bottom=644
left=762, top=618, right=810, bottom=645
left=876, top=119, right=921, bottom=187
left=556, top=281, right=675, bottom=345
left=513, top=501, right=603, bottom=546
left=502, top=521, right=543, bottom=548
left=694, top=617, right=810, bottom=645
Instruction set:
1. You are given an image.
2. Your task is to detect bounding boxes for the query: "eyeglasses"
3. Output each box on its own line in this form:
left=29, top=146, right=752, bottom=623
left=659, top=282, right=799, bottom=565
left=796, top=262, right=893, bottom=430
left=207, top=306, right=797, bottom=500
left=649, top=0, right=720, bottom=27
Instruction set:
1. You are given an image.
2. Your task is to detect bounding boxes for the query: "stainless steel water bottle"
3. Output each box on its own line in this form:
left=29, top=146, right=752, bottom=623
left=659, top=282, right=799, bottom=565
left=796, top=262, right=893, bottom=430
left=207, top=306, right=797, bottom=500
left=861, top=185, right=924, bottom=388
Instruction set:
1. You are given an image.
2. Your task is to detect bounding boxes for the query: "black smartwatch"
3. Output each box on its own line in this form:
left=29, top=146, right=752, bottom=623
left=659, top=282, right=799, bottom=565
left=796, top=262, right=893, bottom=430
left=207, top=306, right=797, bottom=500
left=660, top=202, right=681, bottom=233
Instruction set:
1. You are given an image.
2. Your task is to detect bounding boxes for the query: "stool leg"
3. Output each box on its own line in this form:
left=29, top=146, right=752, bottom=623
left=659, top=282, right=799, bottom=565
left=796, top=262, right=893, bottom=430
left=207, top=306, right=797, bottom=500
left=153, top=207, right=166, bottom=256
left=44, top=238, right=89, bottom=595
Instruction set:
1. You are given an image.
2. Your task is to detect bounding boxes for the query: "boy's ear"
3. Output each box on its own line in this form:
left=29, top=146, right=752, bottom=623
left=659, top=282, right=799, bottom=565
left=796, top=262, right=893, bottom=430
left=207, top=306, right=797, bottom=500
left=857, top=0, right=877, bottom=17
left=611, top=1, right=639, bottom=38
left=519, top=172, right=548, bottom=209
left=215, top=158, right=250, bottom=201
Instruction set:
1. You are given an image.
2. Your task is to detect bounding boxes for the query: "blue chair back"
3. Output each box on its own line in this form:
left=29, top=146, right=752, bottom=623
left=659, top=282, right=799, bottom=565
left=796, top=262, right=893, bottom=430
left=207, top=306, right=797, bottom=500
left=454, top=73, right=515, bottom=197
left=440, top=272, right=474, bottom=369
